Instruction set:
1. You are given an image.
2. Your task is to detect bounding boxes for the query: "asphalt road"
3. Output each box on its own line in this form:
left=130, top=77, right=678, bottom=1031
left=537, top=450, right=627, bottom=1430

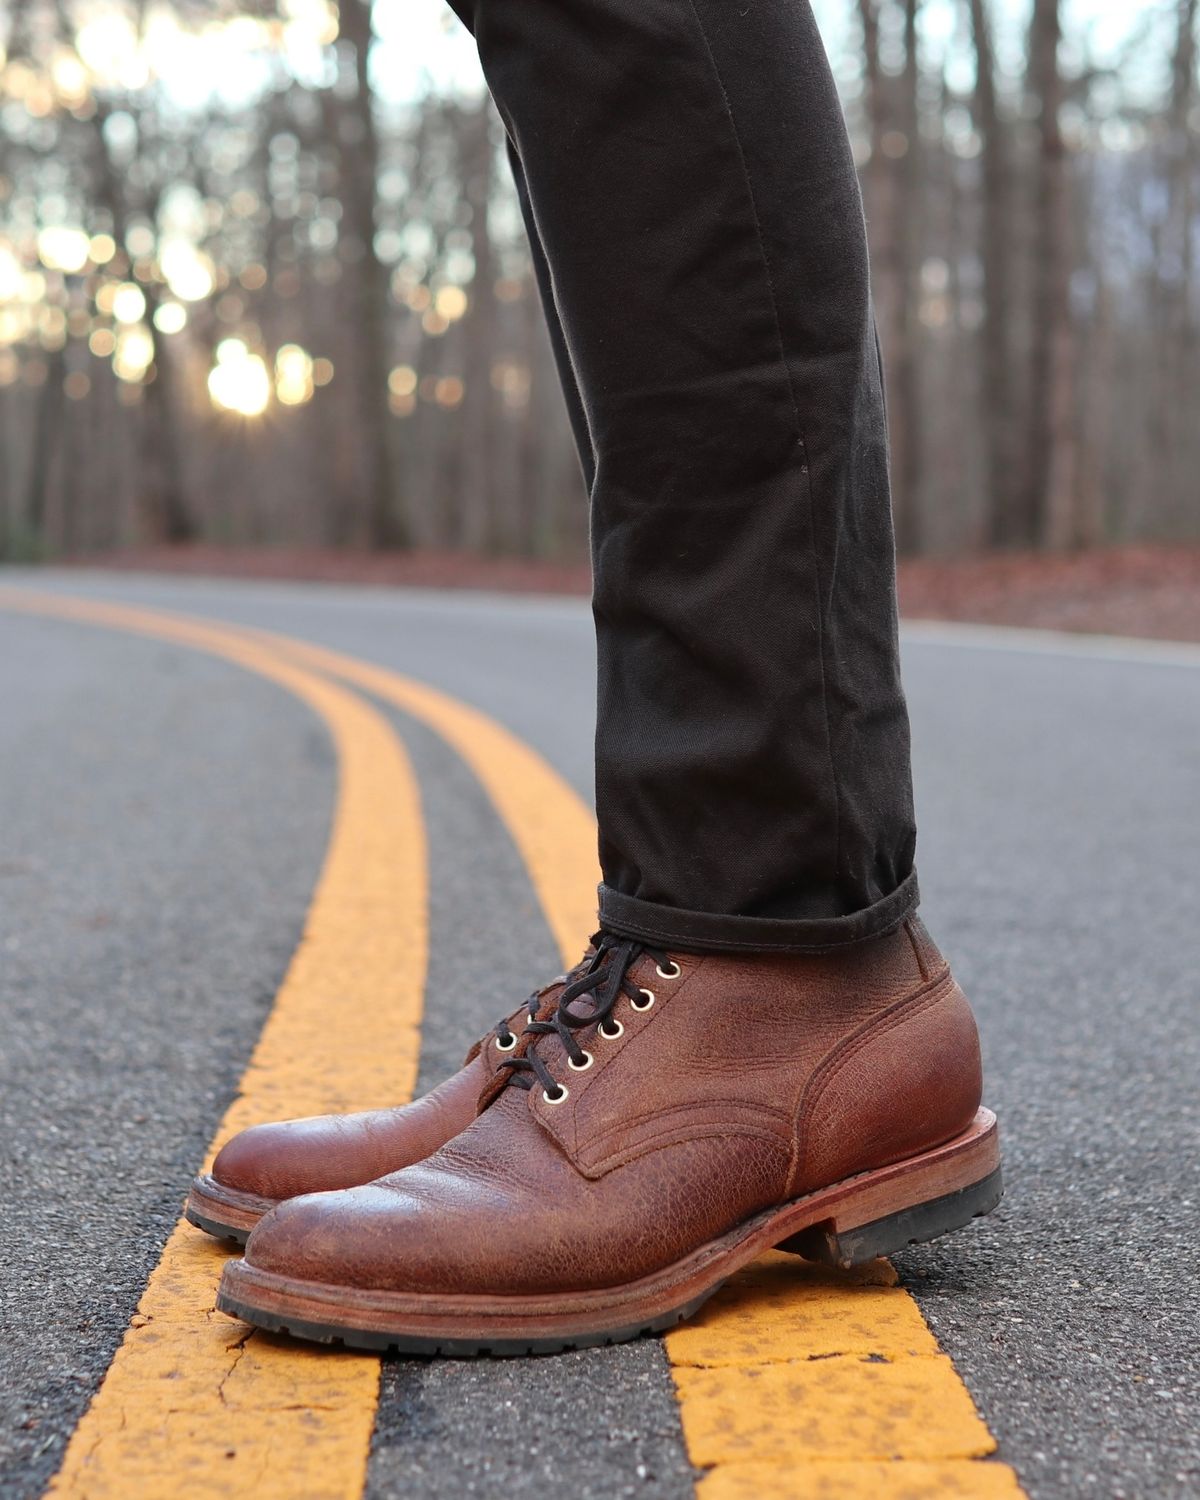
left=1, top=569, right=1197, bottom=1500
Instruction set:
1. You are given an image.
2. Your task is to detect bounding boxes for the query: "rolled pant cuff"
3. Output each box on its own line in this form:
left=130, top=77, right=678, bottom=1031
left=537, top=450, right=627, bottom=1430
left=597, top=869, right=920, bottom=955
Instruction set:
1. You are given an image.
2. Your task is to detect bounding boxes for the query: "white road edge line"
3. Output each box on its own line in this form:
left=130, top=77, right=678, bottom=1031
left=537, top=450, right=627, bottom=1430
left=902, top=618, right=1200, bottom=669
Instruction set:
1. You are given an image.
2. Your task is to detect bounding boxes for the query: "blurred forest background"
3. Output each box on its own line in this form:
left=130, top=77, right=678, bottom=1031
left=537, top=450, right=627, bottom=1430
left=0, top=0, right=1196, bottom=564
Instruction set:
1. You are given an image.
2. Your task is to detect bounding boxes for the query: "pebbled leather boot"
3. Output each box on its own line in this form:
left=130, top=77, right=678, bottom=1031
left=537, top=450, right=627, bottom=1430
left=218, top=917, right=1001, bottom=1352
left=186, top=976, right=577, bottom=1243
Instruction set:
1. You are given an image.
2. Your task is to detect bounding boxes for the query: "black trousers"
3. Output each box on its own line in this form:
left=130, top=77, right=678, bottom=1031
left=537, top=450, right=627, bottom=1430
left=447, top=0, right=918, bottom=954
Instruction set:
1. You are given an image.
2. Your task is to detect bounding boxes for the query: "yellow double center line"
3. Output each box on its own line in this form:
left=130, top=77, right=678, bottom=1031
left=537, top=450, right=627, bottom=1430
left=2, top=591, right=1022, bottom=1499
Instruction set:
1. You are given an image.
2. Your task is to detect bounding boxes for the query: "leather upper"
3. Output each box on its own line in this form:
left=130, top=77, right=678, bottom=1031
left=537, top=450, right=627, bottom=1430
left=243, top=918, right=983, bottom=1293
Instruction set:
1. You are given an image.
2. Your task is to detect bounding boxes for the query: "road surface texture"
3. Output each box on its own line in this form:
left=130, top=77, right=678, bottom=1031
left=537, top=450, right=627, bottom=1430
left=1, top=569, right=1196, bottom=1500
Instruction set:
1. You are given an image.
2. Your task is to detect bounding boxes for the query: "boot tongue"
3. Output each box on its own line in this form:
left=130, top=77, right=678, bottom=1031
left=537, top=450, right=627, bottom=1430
left=559, top=988, right=603, bottom=1025
left=474, top=971, right=586, bottom=1112
left=476, top=944, right=613, bottom=1112
left=541, top=945, right=602, bottom=1023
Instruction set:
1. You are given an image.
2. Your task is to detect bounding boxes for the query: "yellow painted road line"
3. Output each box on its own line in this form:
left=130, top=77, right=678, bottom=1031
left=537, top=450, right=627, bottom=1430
left=217, top=617, right=1026, bottom=1499
left=0, top=593, right=426, bottom=1500
left=696, top=1460, right=1026, bottom=1499
left=664, top=1248, right=1024, bottom=1494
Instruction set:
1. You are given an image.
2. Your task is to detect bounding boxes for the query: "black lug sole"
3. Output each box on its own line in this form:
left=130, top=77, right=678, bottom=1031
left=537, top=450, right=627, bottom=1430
left=183, top=1203, right=252, bottom=1246
left=213, top=1288, right=715, bottom=1358
left=779, top=1166, right=1004, bottom=1270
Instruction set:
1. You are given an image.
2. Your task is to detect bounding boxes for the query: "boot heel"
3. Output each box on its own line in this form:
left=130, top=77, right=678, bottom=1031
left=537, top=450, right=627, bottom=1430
left=778, top=1166, right=1003, bottom=1269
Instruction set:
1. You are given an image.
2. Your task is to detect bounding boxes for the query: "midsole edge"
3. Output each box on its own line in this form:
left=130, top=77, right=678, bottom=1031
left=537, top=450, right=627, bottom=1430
left=189, top=1175, right=279, bottom=1219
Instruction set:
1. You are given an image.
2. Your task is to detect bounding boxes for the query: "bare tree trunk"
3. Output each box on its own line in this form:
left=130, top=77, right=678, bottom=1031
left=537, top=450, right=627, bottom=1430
left=338, top=0, right=405, bottom=547
left=526, top=295, right=566, bottom=558
left=459, top=104, right=499, bottom=552
left=1163, top=0, right=1197, bottom=531
left=0, top=394, right=11, bottom=557
left=858, top=0, right=923, bottom=553
left=1025, top=0, right=1077, bottom=548
left=138, top=284, right=194, bottom=543
left=1076, top=272, right=1113, bottom=548
left=892, top=0, right=924, bottom=554
left=25, top=351, right=65, bottom=550
left=939, top=84, right=973, bottom=551
left=86, top=99, right=194, bottom=543
left=967, top=0, right=1019, bottom=546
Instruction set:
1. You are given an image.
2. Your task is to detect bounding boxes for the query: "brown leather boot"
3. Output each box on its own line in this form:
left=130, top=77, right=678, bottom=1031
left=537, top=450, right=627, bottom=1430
left=186, top=984, right=568, bottom=1243
left=218, top=918, right=1001, bottom=1352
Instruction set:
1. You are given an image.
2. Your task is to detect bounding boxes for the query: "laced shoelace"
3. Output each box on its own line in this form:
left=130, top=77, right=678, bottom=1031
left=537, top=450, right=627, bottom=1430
left=493, top=932, right=680, bottom=1102
left=489, top=956, right=591, bottom=1056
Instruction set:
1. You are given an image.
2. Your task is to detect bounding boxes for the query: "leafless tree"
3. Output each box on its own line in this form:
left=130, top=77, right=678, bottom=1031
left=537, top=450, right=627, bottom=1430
left=0, top=0, right=1196, bottom=563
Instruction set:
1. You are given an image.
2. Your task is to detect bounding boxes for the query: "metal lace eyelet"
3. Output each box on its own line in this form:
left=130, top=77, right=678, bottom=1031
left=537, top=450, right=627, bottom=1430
left=599, top=1018, right=624, bottom=1040
left=655, top=960, right=682, bottom=980
left=495, top=1032, right=518, bottom=1052
left=542, top=1084, right=569, bottom=1104
left=631, top=988, right=655, bottom=1012
left=568, top=1050, right=594, bottom=1072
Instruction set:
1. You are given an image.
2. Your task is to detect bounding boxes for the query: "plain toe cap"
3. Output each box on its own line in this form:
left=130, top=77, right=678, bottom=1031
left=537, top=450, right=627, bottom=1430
left=211, top=1122, right=300, bottom=1198
left=242, top=1185, right=416, bottom=1288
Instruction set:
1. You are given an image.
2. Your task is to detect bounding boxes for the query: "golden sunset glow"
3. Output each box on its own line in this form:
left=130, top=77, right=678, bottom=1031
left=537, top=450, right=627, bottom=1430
left=0, top=246, right=23, bottom=301
left=89, top=234, right=117, bottom=265
left=113, top=324, right=154, bottom=381
left=434, top=284, right=468, bottom=321
left=112, top=283, right=147, bottom=324
left=275, top=343, right=314, bottom=405
left=388, top=364, right=418, bottom=398
left=153, top=301, right=188, bottom=335
left=37, top=228, right=91, bottom=274
left=161, top=240, right=216, bottom=302
left=209, top=338, right=271, bottom=415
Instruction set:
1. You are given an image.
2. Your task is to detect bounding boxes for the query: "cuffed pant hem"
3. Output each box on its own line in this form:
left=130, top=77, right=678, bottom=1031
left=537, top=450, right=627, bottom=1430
left=597, top=869, right=920, bottom=955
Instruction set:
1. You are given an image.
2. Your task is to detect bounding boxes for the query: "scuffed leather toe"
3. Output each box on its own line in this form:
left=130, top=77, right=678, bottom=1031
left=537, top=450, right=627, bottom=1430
left=242, top=1185, right=408, bottom=1288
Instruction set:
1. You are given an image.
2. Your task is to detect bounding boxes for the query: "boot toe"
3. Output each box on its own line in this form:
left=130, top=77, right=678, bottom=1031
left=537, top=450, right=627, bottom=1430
left=211, top=1121, right=306, bottom=1200
left=241, top=1161, right=565, bottom=1296
left=212, top=1110, right=412, bottom=1201
left=242, top=1183, right=432, bottom=1291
